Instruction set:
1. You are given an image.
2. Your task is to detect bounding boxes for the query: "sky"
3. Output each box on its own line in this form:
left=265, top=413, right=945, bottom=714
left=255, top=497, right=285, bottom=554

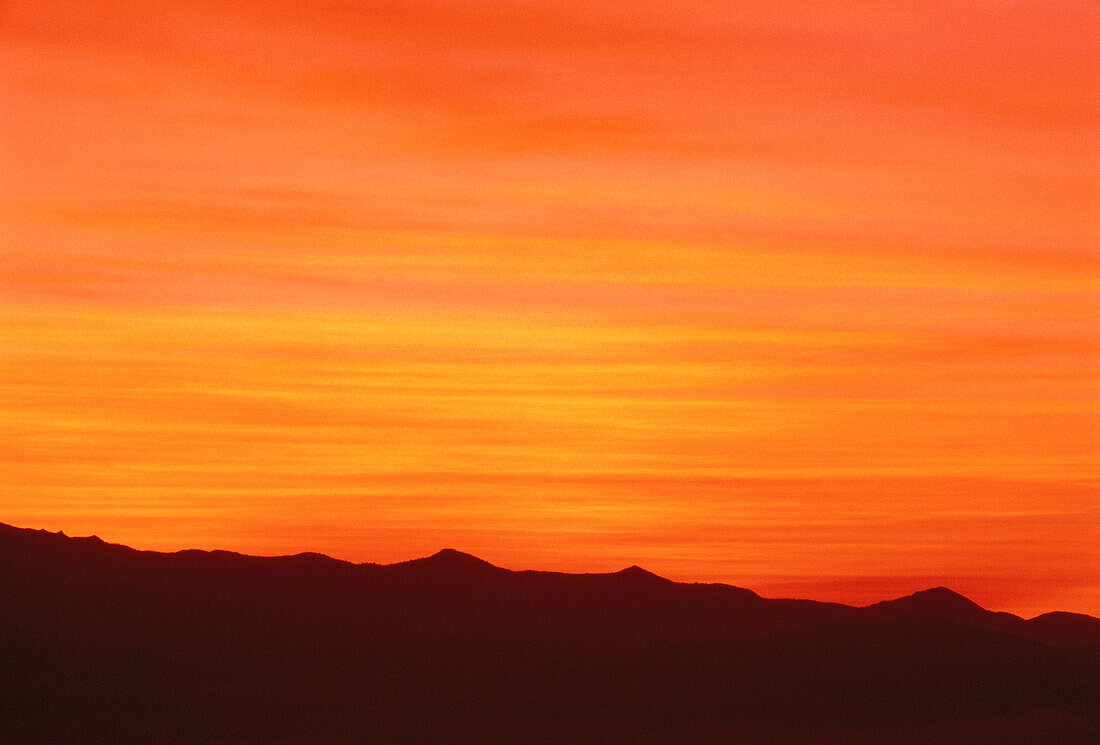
left=1, top=0, right=1097, bottom=617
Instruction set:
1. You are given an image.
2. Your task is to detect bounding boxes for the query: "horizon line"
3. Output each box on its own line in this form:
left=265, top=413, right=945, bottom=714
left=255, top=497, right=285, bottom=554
left=4, top=520, right=1094, bottom=622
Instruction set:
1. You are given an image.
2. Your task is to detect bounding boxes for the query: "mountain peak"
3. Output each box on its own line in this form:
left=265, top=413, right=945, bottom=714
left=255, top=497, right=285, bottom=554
left=430, top=547, right=482, bottom=560
left=418, top=548, right=498, bottom=570
left=875, top=586, right=985, bottom=616
left=911, top=586, right=980, bottom=606
left=615, top=564, right=670, bottom=583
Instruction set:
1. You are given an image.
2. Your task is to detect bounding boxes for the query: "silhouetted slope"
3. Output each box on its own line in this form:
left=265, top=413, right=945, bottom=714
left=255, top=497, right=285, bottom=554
left=390, top=547, right=504, bottom=573
left=1, top=522, right=1097, bottom=744
left=1025, top=611, right=1100, bottom=649
left=871, top=586, right=986, bottom=615
left=863, top=585, right=1100, bottom=648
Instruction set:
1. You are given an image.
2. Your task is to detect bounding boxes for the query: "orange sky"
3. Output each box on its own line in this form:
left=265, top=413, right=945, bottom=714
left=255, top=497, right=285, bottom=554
left=2, top=0, right=1097, bottom=617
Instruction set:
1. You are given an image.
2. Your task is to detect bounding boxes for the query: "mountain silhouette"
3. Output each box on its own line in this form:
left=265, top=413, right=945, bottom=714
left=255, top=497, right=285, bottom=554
left=879, top=586, right=986, bottom=613
left=391, top=546, right=505, bottom=573
left=1, top=522, right=1097, bottom=744
left=614, top=564, right=673, bottom=583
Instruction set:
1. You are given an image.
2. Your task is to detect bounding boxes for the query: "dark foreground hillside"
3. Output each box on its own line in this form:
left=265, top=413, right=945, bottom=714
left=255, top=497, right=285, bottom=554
left=1, top=523, right=1097, bottom=744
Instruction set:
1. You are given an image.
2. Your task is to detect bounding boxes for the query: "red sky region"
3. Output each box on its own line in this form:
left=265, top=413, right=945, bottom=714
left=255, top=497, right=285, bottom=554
left=1, top=0, right=1097, bottom=617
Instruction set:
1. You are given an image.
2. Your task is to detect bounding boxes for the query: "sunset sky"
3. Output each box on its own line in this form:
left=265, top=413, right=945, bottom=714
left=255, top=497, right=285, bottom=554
left=2, top=0, right=1097, bottom=617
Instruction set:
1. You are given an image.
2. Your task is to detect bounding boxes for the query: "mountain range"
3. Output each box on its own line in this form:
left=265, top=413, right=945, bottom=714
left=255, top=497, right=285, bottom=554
left=1, top=522, right=1097, bottom=743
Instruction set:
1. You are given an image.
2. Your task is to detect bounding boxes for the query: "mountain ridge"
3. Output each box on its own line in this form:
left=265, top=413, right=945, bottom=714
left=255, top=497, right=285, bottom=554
left=2, top=520, right=1098, bottom=744
left=1, top=521, right=1093, bottom=626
